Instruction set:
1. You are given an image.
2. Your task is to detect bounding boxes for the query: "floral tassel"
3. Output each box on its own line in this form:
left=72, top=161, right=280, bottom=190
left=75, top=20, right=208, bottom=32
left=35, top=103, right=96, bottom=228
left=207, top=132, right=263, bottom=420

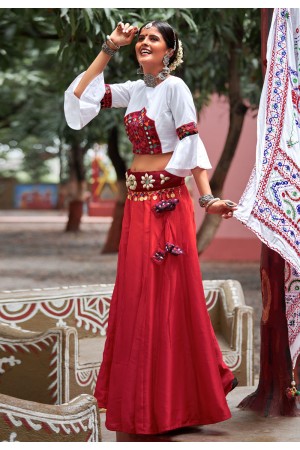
left=286, top=374, right=300, bottom=399
left=151, top=249, right=166, bottom=264
left=152, top=242, right=184, bottom=264
left=165, top=242, right=184, bottom=256
left=152, top=198, right=179, bottom=214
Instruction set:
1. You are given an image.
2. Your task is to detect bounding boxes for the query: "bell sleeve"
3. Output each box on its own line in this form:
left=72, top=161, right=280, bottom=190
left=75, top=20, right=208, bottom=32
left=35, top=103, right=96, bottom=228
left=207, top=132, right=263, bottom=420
left=165, top=79, right=212, bottom=177
left=64, top=71, right=134, bottom=130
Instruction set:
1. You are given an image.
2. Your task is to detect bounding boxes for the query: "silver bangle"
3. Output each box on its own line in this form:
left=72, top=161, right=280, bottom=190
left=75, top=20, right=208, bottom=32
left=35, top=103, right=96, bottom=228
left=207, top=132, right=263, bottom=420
left=205, top=197, right=220, bottom=212
left=106, top=35, right=120, bottom=50
left=199, top=194, right=214, bottom=208
left=102, top=41, right=117, bottom=57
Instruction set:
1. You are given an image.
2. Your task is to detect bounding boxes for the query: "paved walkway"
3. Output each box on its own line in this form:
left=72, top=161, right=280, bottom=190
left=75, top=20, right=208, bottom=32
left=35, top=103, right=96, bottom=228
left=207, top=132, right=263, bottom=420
left=99, top=385, right=300, bottom=442
left=0, top=210, right=112, bottom=223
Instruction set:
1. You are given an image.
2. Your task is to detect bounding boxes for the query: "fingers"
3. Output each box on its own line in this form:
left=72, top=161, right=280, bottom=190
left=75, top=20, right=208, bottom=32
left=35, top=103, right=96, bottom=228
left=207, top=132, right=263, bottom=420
left=204, top=199, right=237, bottom=218
left=222, top=199, right=237, bottom=218
left=222, top=207, right=237, bottom=218
left=113, top=21, right=138, bottom=46
left=218, top=203, right=236, bottom=219
left=117, top=21, right=137, bottom=34
left=127, top=25, right=138, bottom=34
left=222, top=212, right=234, bottom=219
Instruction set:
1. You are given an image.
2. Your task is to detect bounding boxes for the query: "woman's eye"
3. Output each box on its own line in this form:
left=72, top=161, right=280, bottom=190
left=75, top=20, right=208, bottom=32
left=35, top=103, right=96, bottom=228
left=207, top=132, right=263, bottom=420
left=137, top=35, right=159, bottom=42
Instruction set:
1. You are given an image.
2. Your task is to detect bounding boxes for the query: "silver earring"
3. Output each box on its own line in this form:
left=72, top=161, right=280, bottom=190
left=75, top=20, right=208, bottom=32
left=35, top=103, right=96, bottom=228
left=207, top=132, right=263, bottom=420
left=137, top=65, right=144, bottom=75
left=162, top=55, right=170, bottom=74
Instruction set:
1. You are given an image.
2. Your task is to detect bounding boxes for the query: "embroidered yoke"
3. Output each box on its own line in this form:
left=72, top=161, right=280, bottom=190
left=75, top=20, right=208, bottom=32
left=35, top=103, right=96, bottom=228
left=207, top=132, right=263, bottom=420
left=64, top=73, right=212, bottom=177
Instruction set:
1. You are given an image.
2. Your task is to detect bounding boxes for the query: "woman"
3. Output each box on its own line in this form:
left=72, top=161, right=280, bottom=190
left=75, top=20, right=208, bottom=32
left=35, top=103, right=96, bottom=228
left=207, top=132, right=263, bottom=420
left=64, top=20, right=238, bottom=438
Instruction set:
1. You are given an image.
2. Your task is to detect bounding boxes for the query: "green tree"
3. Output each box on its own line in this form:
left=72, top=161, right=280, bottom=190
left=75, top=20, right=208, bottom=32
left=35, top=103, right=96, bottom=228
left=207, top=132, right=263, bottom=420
left=0, top=8, right=261, bottom=249
left=0, top=9, right=121, bottom=229
left=0, top=9, right=66, bottom=182
left=190, top=9, right=262, bottom=253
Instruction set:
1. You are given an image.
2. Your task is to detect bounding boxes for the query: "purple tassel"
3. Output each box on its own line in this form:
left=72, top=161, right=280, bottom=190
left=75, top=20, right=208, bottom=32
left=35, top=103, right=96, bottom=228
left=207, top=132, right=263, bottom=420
left=152, top=198, right=179, bottom=214
left=151, top=249, right=166, bottom=264
left=152, top=242, right=184, bottom=264
left=165, top=242, right=184, bottom=256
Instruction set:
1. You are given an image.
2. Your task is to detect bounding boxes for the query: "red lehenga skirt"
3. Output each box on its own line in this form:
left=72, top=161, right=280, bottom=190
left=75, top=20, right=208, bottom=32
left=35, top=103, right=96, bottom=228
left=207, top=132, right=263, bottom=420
left=94, top=169, right=234, bottom=435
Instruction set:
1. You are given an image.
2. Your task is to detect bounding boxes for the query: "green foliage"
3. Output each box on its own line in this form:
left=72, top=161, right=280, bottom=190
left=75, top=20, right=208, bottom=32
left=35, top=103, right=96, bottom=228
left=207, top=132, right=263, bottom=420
left=180, top=9, right=262, bottom=110
left=0, top=8, right=261, bottom=183
left=0, top=9, right=60, bottom=181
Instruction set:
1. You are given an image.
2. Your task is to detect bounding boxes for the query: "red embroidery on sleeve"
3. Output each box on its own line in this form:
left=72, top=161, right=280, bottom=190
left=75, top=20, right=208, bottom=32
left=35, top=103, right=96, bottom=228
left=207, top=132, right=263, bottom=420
left=100, top=84, right=112, bottom=109
left=176, top=122, right=198, bottom=140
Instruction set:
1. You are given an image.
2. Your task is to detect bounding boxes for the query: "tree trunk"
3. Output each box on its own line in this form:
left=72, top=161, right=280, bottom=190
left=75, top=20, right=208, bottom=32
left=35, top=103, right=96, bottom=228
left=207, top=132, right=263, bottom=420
left=196, top=21, right=248, bottom=254
left=66, top=144, right=86, bottom=232
left=238, top=245, right=298, bottom=415
left=238, top=8, right=299, bottom=416
left=66, top=200, right=83, bottom=232
left=101, top=181, right=127, bottom=253
left=102, top=125, right=127, bottom=253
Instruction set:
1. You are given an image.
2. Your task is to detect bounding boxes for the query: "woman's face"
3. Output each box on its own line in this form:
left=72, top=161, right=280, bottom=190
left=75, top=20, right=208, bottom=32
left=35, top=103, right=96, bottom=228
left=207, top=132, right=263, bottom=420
left=135, top=26, right=171, bottom=74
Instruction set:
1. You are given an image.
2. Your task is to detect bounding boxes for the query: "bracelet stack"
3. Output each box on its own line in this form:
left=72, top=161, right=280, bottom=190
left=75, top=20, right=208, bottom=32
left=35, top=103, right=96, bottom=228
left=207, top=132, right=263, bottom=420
left=198, top=194, right=220, bottom=212
left=199, top=195, right=236, bottom=213
left=106, top=35, right=120, bottom=50
left=205, top=197, right=220, bottom=212
left=102, top=36, right=120, bottom=57
left=199, top=194, right=214, bottom=207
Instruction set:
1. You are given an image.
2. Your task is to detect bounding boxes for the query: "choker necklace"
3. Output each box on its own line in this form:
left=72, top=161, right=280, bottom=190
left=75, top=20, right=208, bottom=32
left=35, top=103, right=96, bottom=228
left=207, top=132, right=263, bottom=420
left=143, top=70, right=169, bottom=88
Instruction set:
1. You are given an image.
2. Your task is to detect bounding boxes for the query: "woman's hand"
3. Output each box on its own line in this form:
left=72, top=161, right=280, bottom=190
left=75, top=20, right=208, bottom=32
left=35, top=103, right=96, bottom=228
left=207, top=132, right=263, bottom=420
left=206, top=200, right=238, bottom=219
left=109, top=22, right=138, bottom=48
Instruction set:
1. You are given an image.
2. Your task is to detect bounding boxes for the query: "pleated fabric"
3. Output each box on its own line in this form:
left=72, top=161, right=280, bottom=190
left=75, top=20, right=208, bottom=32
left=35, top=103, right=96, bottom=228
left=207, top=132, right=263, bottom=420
left=94, top=171, right=234, bottom=435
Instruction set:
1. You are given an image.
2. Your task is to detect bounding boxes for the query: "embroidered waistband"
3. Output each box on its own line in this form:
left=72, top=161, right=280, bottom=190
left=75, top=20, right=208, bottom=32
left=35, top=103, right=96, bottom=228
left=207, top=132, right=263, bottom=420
left=125, top=169, right=184, bottom=192
left=127, top=185, right=182, bottom=202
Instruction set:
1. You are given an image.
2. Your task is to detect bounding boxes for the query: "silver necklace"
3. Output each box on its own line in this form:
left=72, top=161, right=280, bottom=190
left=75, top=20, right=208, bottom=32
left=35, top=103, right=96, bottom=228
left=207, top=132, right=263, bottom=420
left=143, top=69, right=169, bottom=88
left=143, top=55, right=170, bottom=88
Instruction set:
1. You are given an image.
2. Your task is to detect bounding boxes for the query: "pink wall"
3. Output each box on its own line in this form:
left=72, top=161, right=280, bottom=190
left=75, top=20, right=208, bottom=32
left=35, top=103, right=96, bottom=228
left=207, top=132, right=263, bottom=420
left=192, top=94, right=261, bottom=261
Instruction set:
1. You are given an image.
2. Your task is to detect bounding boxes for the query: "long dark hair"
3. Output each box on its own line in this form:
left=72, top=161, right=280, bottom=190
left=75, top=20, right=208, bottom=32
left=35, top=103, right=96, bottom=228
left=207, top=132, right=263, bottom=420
left=138, top=21, right=179, bottom=66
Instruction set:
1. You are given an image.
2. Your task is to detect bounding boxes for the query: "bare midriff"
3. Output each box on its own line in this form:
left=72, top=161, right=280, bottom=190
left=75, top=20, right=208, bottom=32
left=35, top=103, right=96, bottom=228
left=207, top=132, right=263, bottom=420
left=130, top=152, right=173, bottom=172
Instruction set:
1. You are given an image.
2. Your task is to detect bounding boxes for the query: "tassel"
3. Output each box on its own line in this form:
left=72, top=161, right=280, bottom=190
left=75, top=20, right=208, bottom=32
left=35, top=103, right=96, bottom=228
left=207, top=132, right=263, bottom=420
left=152, top=198, right=179, bottom=214
left=285, top=373, right=300, bottom=399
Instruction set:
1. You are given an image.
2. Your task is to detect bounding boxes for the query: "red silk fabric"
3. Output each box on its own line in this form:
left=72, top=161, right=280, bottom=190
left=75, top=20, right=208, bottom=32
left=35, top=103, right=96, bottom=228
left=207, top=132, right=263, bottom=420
left=94, top=172, right=234, bottom=434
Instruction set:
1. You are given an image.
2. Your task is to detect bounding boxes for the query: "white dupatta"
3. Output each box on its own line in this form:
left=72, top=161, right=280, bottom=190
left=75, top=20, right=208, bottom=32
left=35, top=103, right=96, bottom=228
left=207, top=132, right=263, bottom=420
left=235, top=8, right=300, bottom=381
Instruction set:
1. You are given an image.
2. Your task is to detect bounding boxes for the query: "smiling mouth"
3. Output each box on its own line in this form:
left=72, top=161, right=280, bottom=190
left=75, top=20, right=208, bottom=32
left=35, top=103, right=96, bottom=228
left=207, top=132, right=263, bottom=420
left=140, top=49, right=152, bottom=55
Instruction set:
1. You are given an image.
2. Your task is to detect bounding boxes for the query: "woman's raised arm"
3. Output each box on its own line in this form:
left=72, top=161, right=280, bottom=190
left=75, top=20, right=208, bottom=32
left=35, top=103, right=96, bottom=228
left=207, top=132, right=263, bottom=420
left=74, top=22, right=138, bottom=99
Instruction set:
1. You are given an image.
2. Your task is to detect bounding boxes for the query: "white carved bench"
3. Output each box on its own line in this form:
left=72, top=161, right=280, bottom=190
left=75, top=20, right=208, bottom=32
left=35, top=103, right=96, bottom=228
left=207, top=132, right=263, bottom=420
left=0, top=280, right=254, bottom=388
left=0, top=392, right=101, bottom=442
left=0, top=322, right=101, bottom=405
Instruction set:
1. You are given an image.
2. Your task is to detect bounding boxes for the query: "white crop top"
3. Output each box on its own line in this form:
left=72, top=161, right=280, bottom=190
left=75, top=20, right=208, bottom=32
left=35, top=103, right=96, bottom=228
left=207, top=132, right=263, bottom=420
left=64, top=72, right=212, bottom=177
